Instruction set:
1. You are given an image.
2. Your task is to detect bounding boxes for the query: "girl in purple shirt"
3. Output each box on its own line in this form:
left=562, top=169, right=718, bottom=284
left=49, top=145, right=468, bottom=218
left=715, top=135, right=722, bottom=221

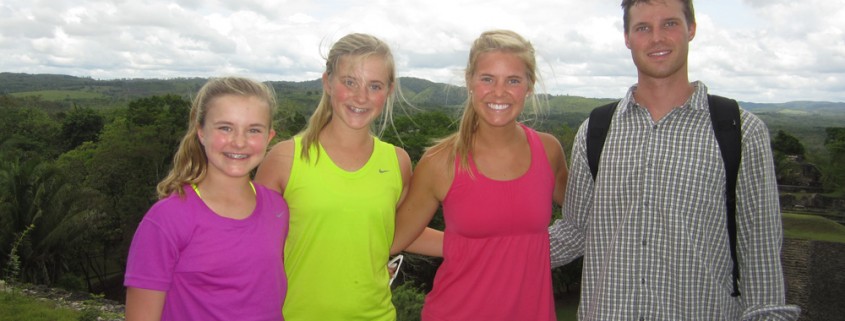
left=124, top=77, right=289, bottom=321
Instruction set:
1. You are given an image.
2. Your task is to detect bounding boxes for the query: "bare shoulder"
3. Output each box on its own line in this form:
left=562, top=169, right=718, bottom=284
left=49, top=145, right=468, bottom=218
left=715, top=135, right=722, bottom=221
left=264, top=139, right=295, bottom=167
left=417, top=144, right=452, bottom=174
left=255, top=139, right=295, bottom=193
left=536, top=131, right=564, bottom=154
left=413, top=144, right=454, bottom=199
left=394, top=146, right=412, bottom=167
left=394, top=146, right=413, bottom=182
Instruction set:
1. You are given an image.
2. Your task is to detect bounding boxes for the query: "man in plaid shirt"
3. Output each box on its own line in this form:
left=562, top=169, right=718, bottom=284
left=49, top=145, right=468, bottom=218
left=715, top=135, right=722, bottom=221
left=548, top=0, right=801, bottom=320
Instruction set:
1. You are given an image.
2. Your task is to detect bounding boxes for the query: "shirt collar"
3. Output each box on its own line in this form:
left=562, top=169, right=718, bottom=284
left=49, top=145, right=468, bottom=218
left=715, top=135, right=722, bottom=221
left=618, top=81, right=709, bottom=114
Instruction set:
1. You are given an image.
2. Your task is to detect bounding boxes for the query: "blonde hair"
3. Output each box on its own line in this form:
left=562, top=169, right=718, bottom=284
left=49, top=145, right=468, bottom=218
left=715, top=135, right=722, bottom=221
left=298, top=33, right=399, bottom=162
left=156, top=77, right=277, bottom=199
left=433, top=29, right=545, bottom=172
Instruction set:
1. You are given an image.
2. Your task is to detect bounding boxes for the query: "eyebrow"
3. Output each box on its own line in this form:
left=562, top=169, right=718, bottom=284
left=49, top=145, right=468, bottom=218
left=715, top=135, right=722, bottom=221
left=338, top=74, right=388, bottom=85
left=212, top=120, right=268, bottom=128
left=478, top=73, right=525, bottom=79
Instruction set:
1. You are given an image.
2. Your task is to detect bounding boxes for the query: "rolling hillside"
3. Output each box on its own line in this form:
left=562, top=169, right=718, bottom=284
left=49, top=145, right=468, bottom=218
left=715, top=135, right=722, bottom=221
left=2, top=72, right=843, bottom=148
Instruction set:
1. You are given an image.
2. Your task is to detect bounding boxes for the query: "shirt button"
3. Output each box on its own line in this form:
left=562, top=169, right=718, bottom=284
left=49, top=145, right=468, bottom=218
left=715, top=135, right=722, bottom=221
left=641, top=278, right=645, bottom=284
left=642, top=240, right=647, bottom=246
left=652, top=125, right=658, bottom=130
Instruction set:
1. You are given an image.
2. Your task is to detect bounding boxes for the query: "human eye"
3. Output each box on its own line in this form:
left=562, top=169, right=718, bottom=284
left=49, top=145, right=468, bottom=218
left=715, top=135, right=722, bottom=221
left=343, top=78, right=357, bottom=88
left=634, top=24, right=649, bottom=32
left=249, top=127, right=264, bottom=134
left=508, top=78, right=522, bottom=85
left=664, top=20, right=679, bottom=28
left=369, top=83, right=384, bottom=91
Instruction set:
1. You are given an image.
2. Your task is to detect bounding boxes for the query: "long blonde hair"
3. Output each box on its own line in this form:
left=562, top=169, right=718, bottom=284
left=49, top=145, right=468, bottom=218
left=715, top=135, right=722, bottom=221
left=298, top=33, right=399, bottom=163
left=156, top=77, right=277, bottom=199
left=432, top=30, right=544, bottom=172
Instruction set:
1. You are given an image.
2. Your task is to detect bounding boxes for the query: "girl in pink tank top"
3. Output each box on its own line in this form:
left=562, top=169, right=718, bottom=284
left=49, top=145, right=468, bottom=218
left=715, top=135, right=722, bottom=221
left=391, top=30, right=569, bottom=321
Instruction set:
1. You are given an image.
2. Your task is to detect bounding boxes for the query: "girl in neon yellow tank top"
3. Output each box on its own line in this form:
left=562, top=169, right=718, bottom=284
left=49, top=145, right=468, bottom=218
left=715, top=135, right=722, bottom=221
left=255, top=33, right=441, bottom=321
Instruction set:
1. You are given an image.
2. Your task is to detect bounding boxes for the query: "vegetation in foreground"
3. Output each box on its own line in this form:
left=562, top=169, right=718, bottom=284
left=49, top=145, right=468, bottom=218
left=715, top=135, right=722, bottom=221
left=0, top=290, right=80, bottom=321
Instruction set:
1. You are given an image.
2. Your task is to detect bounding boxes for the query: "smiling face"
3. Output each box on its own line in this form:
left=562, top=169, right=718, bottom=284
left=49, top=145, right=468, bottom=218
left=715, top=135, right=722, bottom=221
left=323, top=54, right=392, bottom=132
left=624, top=0, right=696, bottom=82
left=197, top=94, right=275, bottom=181
left=469, top=51, right=531, bottom=128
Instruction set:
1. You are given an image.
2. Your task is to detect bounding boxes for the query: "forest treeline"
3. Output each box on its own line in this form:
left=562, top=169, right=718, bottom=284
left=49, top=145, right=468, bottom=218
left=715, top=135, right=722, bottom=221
left=1, top=73, right=844, bottom=310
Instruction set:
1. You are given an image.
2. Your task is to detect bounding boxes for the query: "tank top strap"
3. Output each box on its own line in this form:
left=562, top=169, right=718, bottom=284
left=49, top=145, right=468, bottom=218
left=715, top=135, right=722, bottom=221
left=519, top=122, right=549, bottom=169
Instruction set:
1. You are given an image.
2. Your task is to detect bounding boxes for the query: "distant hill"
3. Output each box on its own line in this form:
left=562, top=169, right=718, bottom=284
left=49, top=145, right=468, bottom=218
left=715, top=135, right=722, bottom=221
left=3, top=72, right=843, bottom=159
left=741, top=100, right=845, bottom=114
left=2, top=72, right=843, bottom=122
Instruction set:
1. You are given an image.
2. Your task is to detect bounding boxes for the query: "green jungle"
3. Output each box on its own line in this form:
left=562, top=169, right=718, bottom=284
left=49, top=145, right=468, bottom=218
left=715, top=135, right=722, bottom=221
left=2, top=72, right=845, bottom=320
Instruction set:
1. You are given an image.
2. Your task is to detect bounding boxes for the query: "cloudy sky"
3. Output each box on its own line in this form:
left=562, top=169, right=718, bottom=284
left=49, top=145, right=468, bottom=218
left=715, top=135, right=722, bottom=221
left=1, top=0, right=843, bottom=103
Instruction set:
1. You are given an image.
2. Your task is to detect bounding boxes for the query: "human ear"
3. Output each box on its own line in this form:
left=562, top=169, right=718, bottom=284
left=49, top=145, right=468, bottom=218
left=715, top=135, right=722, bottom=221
left=322, top=72, right=332, bottom=96
left=688, top=22, right=697, bottom=41
left=196, top=128, right=205, bottom=146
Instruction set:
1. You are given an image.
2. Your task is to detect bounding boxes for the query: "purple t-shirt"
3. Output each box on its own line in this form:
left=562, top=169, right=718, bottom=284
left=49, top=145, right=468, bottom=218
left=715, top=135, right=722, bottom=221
left=125, top=184, right=289, bottom=321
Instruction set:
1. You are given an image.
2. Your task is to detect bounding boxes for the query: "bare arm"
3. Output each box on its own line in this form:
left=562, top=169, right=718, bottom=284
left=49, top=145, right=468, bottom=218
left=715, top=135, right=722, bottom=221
left=538, top=132, right=568, bottom=206
left=404, top=227, right=444, bottom=257
left=255, top=139, right=295, bottom=194
left=390, top=149, right=449, bottom=255
left=125, top=287, right=165, bottom=321
left=395, top=146, right=412, bottom=207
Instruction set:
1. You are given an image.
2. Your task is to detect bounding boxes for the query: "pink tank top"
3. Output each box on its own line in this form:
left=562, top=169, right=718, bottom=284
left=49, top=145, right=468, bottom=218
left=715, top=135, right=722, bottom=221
left=422, top=123, right=556, bottom=321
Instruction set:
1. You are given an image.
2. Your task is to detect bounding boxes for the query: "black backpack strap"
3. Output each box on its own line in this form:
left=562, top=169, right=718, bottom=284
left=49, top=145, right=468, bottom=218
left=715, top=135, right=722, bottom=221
left=586, top=101, right=619, bottom=181
left=707, top=94, right=743, bottom=297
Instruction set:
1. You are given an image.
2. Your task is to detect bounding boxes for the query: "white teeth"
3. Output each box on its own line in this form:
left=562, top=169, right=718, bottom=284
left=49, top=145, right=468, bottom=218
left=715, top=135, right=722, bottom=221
left=650, top=51, right=670, bottom=57
left=226, top=153, right=248, bottom=159
left=350, top=106, right=366, bottom=113
left=488, top=103, right=509, bottom=110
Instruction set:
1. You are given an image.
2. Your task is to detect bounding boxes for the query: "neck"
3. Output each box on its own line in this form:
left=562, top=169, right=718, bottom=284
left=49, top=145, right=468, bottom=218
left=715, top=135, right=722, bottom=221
left=196, top=174, right=253, bottom=200
left=634, top=74, right=694, bottom=121
left=321, top=120, right=373, bottom=147
left=474, top=122, right=523, bottom=149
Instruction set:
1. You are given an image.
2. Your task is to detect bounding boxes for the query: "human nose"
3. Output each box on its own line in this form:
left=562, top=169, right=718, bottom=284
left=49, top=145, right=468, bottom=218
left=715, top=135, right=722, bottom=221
left=231, top=130, right=247, bottom=148
left=650, top=28, right=666, bottom=43
left=492, top=81, right=506, bottom=97
left=354, top=86, right=369, bottom=103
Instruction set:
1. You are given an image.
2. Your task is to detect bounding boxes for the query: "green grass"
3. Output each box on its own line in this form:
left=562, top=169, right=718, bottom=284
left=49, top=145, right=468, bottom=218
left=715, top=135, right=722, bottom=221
left=0, top=290, right=80, bottom=321
left=11, top=90, right=106, bottom=101
left=782, top=213, right=845, bottom=243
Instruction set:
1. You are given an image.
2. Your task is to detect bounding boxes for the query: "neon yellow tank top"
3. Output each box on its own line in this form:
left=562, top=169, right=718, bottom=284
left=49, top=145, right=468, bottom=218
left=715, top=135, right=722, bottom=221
left=282, top=136, right=402, bottom=321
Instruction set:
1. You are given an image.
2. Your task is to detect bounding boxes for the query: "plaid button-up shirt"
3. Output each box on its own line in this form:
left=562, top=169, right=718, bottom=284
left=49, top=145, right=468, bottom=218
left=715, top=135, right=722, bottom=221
left=549, top=82, right=800, bottom=320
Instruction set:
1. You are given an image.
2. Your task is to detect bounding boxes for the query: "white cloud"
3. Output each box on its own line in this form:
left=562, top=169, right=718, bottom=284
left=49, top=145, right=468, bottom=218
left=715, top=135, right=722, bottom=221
left=0, top=0, right=842, bottom=103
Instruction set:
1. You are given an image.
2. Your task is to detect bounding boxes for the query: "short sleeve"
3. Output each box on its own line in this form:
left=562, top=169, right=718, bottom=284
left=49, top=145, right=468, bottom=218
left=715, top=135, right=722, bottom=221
left=124, top=203, right=185, bottom=291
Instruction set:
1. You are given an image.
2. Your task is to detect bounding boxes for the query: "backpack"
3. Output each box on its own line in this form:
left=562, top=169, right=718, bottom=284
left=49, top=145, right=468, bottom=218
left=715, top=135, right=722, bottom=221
left=585, top=94, right=742, bottom=297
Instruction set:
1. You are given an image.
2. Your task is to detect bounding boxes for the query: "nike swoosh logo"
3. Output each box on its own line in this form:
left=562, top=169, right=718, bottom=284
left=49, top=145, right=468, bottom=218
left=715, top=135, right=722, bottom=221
left=379, top=169, right=389, bottom=173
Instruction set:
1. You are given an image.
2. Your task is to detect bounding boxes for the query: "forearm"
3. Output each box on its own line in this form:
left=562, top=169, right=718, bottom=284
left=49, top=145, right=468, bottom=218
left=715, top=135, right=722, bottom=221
left=403, top=227, right=443, bottom=257
left=549, top=217, right=584, bottom=267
